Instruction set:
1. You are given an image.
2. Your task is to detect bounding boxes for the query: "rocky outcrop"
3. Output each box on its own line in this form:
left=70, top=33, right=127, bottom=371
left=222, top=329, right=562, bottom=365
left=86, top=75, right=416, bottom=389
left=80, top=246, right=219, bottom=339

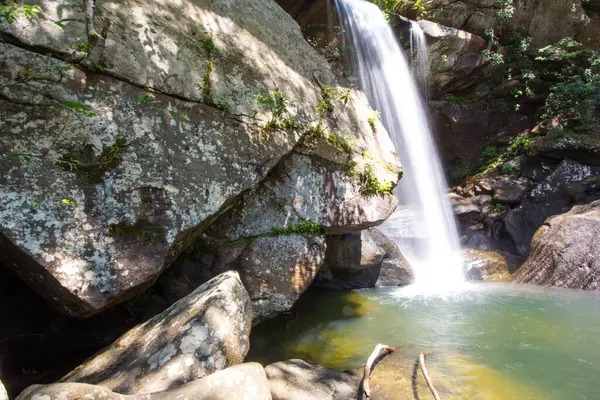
left=0, top=0, right=399, bottom=318
left=312, top=228, right=413, bottom=290
left=264, top=359, right=360, bottom=400
left=531, top=133, right=600, bottom=166
left=431, top=101, right=535, bottom=171
left=514, top=201, right=600, bottom=290
left=420, top=0, right=591, bottom=50
left=17, top=363, right=272, bottom=400
left=464, top=249, right=523, bottom=281
left=62, top=271, right=252, bottom=394
left=505, top=159, right=600, bottom=255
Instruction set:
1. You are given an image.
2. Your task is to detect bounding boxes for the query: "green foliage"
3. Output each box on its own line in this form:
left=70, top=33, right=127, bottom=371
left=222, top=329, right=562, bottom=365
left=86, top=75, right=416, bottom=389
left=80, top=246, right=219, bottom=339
left=318, top=85, right=351, bottom=116
left=490, top=203, right=506, bottom=213
left=271, top=220, right=323, bottom=236
left=8, top=145, right=35, bottom=164
left=72, top=39, right=91, bottom=55
left=450, top=163, right=473, bottom=186
left=494, top=0, right=515, bottom=20
left=61, top=198, right=76, bottom=206
left=500, top=163, right=520, bottom=176
left=479, top=146, right=501, bottom=166
left=368, top=110, right=380, bottom=132
left=535, top=39, right=600, bottom=134
left=440, top=95, right=467, bottom=104
left=1, top=1, right=41, bottom=24
left=356, top=162, right=395, bottom=195
left=137, top=94, right=150, bottom=104
left=254, top=91, right=293, bottom=131
left=61, top=100, right=96, bottom=118
left=107, top=219, right=165, bottom=243
left=482, top=29, right=505, bottom=65
left=56, top=137, right=127, bottom=184
left=326, top=132, right=355, bottom=153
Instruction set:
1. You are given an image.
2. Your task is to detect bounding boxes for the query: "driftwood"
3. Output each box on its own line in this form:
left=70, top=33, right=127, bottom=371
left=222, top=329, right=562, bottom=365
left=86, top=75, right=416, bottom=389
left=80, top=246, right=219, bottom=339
left=359, top=344, right=443, bottom=400
left=360, top=344, right=396, bottom=400
left=419, top=352, right=442, bottom=400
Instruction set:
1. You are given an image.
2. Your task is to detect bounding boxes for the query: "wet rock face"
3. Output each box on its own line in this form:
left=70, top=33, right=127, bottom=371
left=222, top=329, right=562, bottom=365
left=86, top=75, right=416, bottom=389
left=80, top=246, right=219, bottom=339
left=17, top=363, right=272, bottom=400
left=513, top=200, right=600, bottom=290
left=62, top=271, right=252, bottom=394
left=264, top=359, right=360, bottom=400
left=464, top=249, right=523, bottom=281
left=0, top=0, right=399, bottom=318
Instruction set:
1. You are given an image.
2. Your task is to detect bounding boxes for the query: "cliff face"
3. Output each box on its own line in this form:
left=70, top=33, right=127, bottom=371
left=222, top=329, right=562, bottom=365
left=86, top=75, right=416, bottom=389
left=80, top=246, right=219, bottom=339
left=0, top=0, right=400, bottom=319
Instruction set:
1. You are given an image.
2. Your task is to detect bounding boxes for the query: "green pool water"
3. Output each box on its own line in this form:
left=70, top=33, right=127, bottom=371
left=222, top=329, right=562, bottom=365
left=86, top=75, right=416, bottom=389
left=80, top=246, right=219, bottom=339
left=249, top=283, right=600, bottom=400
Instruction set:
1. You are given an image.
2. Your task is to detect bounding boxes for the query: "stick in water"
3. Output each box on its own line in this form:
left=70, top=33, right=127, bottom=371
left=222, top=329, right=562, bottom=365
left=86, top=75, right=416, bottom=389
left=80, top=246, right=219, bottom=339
left=361, top=344, right=396, bottom=400
left=419, top=351, right=442, bottom=400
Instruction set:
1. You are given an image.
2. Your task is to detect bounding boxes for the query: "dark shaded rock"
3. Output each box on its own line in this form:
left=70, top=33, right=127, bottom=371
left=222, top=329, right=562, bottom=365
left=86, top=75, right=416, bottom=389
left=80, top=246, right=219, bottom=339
left=531, top=133, right=600, bottom=166
left=504, top=159, right=600, bottom=256
left=492, top=178, right=528, bottom=205
left=313, top=228, right=413, bottom=290
left=464, top=249, right=523, bottom=281
left=513, top=201, right=600, bottom=290
left=264, top=359, right=360, bottom=400
left=17, top=363, right=271, bottom=400
left=62, top=272, right=252, bottom=394
left=430, top=102, right=535, bottom=170
left=240, top=235, right=326, bottom=321
left=566, top=176, right=600, bottom=203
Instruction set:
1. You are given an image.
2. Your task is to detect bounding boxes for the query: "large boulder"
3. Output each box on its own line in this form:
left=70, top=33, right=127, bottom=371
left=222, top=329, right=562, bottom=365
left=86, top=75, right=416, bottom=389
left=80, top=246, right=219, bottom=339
left=264, top=359, right=360, bottom=400
left=531, top=133, right=600, bottom=166
left=17, top=363, right=271, bottom=400
left=513, top=201, right=600, bottom=290
left=159, top=140, right=400, bottom=320
left=313, top=228, right=413, bottom=290
left=504, top=159, right=600, bottom=255
left=0, top=0, right=399, bottom=318
left=419, top=0, right=591, bottom=51
left=62, top=271, right=252, bottom=394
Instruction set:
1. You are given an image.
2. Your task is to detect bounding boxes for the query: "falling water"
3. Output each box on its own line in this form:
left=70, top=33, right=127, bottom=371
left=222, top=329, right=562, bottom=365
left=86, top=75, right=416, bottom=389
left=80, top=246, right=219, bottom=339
left=409, top=21, right=429, bottom=95
left=334, top=0, right=464, bottom=289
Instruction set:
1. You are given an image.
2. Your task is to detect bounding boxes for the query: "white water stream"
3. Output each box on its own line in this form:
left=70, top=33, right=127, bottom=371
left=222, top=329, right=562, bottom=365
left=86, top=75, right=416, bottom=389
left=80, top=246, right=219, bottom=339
left=333, top=0, right=464, bottom=289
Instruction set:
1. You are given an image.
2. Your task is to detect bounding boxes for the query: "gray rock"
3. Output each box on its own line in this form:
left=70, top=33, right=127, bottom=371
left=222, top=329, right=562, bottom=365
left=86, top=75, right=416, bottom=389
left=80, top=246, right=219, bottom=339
left=513, top=200, right=600, bottom=290
left=0, top=0, right=399, bottom=318
left=265, top=359, right=360, bottom=400
left=62, top=271, right=252, bottom=394
left=1, top=380, right=7, bottom=400
left=18, top=363, right=271, bottom=400
left=313, top=228, right=413, bottom=290
left=492, top=178, right=527, bottom=205
left=241, top=235, right=326, bottom=321
left=505, top=159, right=600, bottom=256
left=419, top=0, right=590, bottom=51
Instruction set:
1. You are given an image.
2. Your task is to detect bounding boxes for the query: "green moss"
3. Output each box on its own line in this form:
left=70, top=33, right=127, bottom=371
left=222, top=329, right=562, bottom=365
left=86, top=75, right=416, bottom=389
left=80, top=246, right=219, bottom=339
left=56, top=136, right=126, bottom=184
left=223, top=237, right=255, bottom=247
left=107, top=219, right=165, bottom=243
left=356, top=162, right=396, bottom=195
left=490, top=203, right=506, bottom=214
left=271, top=220, right=323, bottom=236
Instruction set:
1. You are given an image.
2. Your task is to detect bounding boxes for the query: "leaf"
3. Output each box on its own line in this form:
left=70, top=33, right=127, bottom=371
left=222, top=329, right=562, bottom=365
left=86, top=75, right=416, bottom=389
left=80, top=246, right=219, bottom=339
left=138, top=95, right=149, bottom=104
left=54, top=20, right=65, bottom=30
left=95, top=64, right=104, bottom=72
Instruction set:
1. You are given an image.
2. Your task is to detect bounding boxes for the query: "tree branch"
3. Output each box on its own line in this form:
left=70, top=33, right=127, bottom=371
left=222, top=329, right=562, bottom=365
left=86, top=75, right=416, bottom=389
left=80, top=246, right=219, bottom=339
left=419, top=351, right=442, bottom=400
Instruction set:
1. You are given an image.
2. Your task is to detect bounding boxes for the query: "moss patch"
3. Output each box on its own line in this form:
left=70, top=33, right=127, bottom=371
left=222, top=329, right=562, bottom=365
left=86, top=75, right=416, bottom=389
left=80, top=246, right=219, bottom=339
left=107, top=219, right=166, bottom=244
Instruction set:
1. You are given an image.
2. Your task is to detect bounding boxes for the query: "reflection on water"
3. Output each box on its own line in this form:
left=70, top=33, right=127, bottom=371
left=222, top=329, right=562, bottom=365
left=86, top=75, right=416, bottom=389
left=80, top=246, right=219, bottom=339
left=249, top=283, right=600, bottom=400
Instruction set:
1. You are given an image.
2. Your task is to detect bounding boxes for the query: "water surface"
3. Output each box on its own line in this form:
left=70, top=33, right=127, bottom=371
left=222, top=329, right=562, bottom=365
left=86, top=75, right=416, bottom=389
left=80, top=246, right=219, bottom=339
left=250, top=284, right=600, bottom=400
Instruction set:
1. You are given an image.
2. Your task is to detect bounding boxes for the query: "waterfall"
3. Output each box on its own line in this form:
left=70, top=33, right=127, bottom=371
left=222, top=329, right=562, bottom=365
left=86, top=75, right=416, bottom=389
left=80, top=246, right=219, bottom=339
left=409, top=20, right=429, bottom=95
left=334, top=0, right=464, bottom=288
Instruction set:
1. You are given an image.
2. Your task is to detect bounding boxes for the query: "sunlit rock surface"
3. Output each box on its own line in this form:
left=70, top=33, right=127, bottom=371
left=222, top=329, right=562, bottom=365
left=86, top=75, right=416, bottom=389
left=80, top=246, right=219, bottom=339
left=0, top=0, right=399, bottom=318
left=514, top=200, right=600, bottom=290
left=61, top=271, right=252, bottom=394
left=464, top=249, right=523, bottom=281
left=18, top=363, right=271, bottom=400
left=265, top=359, right=360, bottom=400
